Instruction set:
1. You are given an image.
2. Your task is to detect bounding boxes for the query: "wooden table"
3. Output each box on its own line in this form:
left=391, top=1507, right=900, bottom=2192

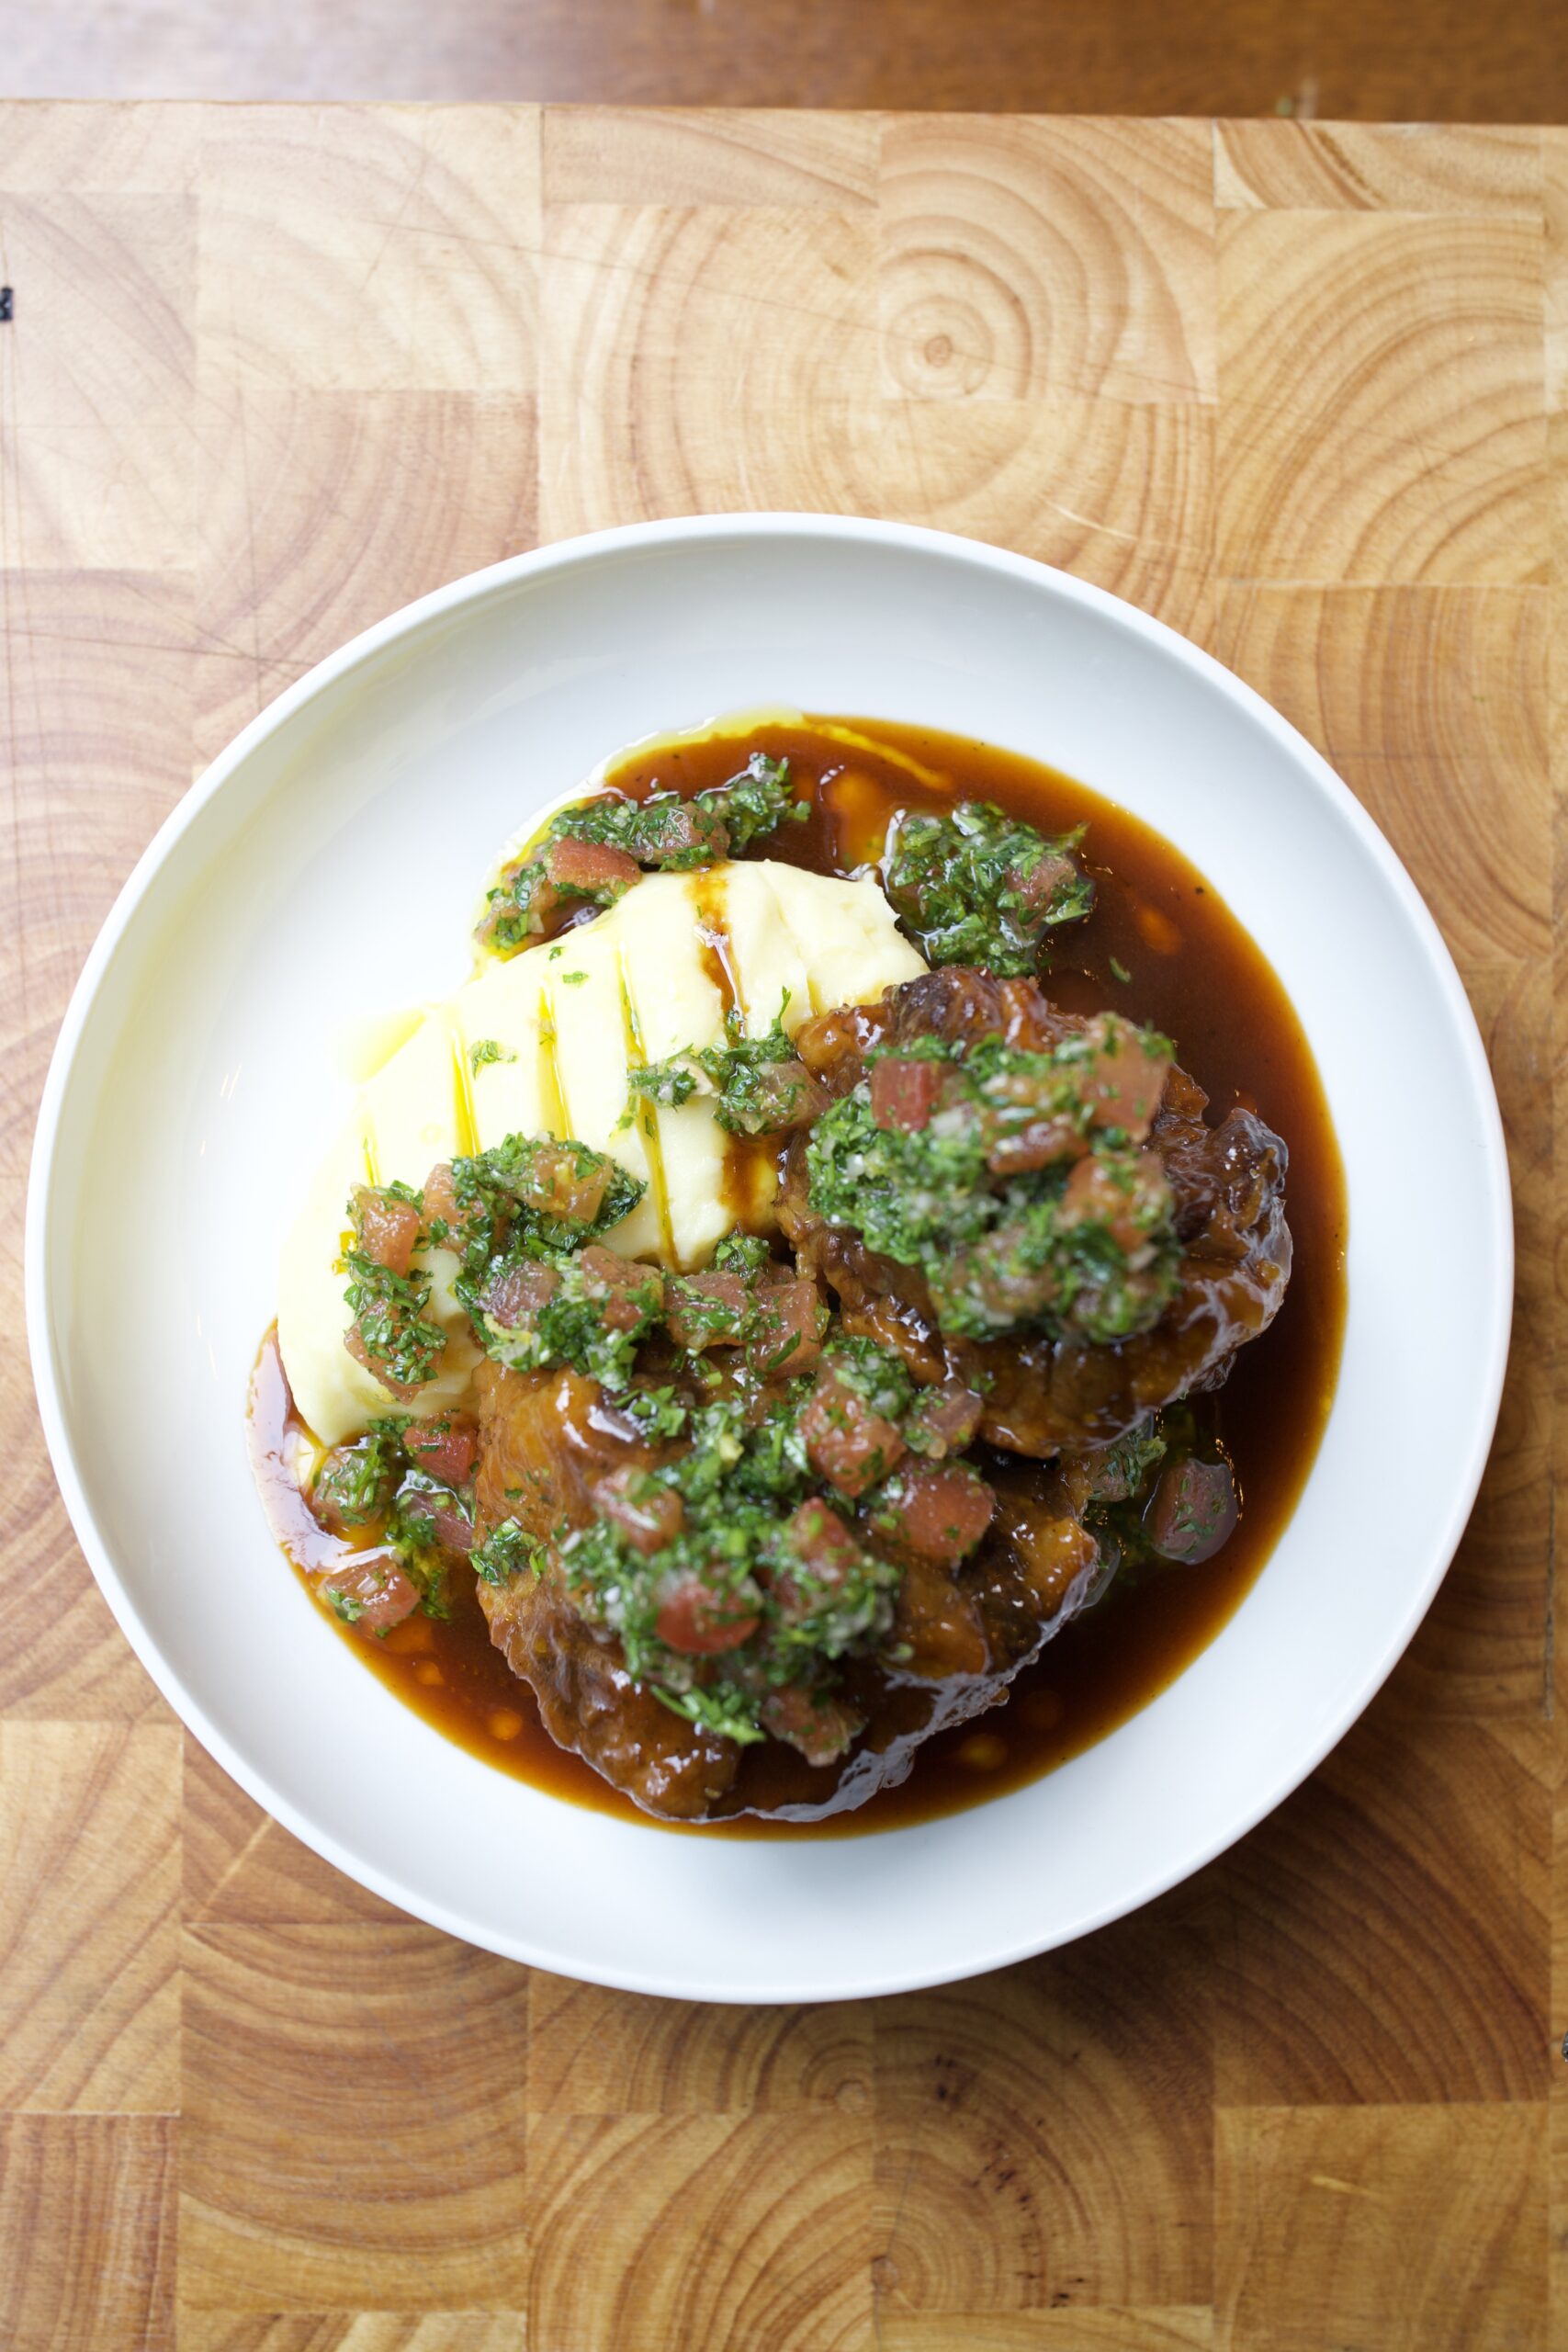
left=0, top=104, right=1557, bottom=2351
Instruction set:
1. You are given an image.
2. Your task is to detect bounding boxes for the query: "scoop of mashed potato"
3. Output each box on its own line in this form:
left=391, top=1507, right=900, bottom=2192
left=278, top=860, right=925, bottom=1445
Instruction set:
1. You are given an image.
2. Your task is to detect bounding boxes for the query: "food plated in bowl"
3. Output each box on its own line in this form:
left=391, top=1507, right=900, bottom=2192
left=255, top=712, right=1342, bottom=1829
left=27, top=516, right=1509, bottom=1997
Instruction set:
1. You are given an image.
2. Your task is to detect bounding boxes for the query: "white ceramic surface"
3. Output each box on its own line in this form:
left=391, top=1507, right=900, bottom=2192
left=26, top=516, right=1511, bottom=2002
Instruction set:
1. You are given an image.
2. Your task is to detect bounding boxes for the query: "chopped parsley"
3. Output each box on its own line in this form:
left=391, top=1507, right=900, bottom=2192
left=694, top=751, right=806, bottom=853
left=712, top=1232, right=773, bottom=1277
left=478, top=754, right=804, bottom=955
left=618, top=1384, right=691, bottom=1440
left=348, top=1131, right=647, bottom=1397
left=553, top=1375, right=897, bottom=1747
left=385, top=1476, right=468, bottom=1618
left=446, top=1133, right=645, bottom=1272
left=479, top=1254, right=664, bottom=1390
left=805, top=1028, right=1180, bottom=1344
left=472, top=1517, right=539, bottom=1587
left=312, top=1419, right=406, bottom=1528
left=627, top=1000, right=813, bottom=1136
left=654, top=1684, right=769, bottom=1747
left=884, top=800, right=1094, bottom=975
left=341, top=1247, right=447, bottom=1391
left=469, top=1037, right=517, bottom=1073
left=819, top=1333, right=916, bottom=1424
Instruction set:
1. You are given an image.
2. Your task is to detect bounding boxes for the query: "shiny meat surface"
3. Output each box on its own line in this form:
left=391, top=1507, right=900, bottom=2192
left=469, top=1354, right=1115, bottom=1821
left=471, top=1360, right=739, bottom=1819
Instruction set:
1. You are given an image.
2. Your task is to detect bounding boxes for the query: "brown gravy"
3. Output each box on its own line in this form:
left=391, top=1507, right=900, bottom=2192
left=250, top=714, right=1347, bottom=1837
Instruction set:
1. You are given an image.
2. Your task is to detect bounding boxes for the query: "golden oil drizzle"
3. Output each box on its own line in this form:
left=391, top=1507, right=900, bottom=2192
left=536, top=980, right=569, bottom=1142
left=807, top=719, right=951, bottom=793
left=689, top=868, right=780, bottom=1230
left=617, top=949, right=677, bottom=1265
left=691, top=866, right=742, bottom=1032
left=449, top=1017, right=481, bottom=1159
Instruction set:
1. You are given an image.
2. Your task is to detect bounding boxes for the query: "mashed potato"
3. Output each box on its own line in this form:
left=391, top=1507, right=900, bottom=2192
left=278, top=859, right=925, bottom=1444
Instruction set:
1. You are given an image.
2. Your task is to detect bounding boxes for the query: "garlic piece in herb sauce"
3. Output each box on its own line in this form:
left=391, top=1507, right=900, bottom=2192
left=276, top=859, right=925, bottom=1447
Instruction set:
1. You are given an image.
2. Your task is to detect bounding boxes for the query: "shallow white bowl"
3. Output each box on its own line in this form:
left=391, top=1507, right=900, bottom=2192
left=26, top=516, right=1510, bottom=2001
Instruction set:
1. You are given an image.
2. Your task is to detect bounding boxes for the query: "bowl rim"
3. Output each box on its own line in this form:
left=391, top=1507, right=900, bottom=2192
left=23, top=511, right=1514, bottom=1997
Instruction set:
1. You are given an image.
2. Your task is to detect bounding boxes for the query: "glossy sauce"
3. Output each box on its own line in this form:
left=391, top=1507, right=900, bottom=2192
left=252, top=715, right=1347, bottom=1836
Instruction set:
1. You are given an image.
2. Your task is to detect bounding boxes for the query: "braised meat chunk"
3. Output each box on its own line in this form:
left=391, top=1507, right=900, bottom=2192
left=464, top=1336, right=1123, bottom=1819
left=780, top=967, right=1291, bottom=1455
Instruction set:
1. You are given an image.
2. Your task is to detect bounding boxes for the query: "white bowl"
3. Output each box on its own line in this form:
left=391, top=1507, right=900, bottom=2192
left=26, top=516, right=1510, bottom=2001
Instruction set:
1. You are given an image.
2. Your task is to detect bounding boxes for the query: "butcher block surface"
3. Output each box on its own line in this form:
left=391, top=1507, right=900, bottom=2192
left=0, top=104, right=1561, bottom=2349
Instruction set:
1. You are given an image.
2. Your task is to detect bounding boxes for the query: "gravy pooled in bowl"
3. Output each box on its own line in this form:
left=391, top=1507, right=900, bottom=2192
left=250, top=714, right=1346, bottom=1830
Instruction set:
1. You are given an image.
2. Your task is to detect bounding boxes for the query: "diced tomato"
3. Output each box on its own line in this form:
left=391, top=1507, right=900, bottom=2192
left=352, top=1186, right=422, bottom=1277
left=405, top=1413, right=479, bottom=1486
left=870, top=1056, right=942, bottom=1133
left=344, top=1322, right=432, bottom=1404
left=799, top=1372, right=906, bottom=1498
left=544, top=833, right=640, bottom=899
left=477, top=862, right=560, bottom=947
left=785, top=1498, right=860, bottom=1577
left=579, top=1245, right=664, bottom=1331
left=773, top=1498, right=861, bottom=1620
left=396, top=1487, right=475, bottom=1557
left=519, top=1143, right=611, bottom=1227
left=421, top=1162, right=471, bottom=1247
left=640, top=800, right=728, bottom=865
left=665, top=1271, right=749, bottom=1352
left=1144, top=1456, right=1238, bottom=1565
left=877, top=1461, right=995, bottom=1566
left=904, top=1379, right=985, bottom=1460
left=745, top=1278, right=827, bottom=1377
left=942, top=1223, right=1059, bottom=1329
left=319, top=1551, right=420, bottom=1633
left=1057, top=1150, right=1172, bottom=1254
left=311, top=1438, right=395, bottom=1539
left=760, top=1682, right=863, bottom=1767
left=479, top=1259, right=559, bottom=1329
left=742, top=1058, right=827, bottom=1133
left=1080, top=1013, right=1170, bottom=1141
left=1006, top=847, right=1077, bottom=914
left=977, top=1056, right=1082, bottom=1176
left=592, top=1465, right=686, bottom=1556
left=654, top=1574, right=760, bottom=1655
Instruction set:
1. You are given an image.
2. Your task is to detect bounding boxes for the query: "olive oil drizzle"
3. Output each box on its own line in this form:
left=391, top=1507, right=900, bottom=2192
left=536, top=980, right=569, bottom=1142
left=617, top=946, right=678, bottom=1267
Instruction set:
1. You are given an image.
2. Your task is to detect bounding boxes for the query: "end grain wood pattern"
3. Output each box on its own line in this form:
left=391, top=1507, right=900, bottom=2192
left=0, top=104, right=1559, bottom=2349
